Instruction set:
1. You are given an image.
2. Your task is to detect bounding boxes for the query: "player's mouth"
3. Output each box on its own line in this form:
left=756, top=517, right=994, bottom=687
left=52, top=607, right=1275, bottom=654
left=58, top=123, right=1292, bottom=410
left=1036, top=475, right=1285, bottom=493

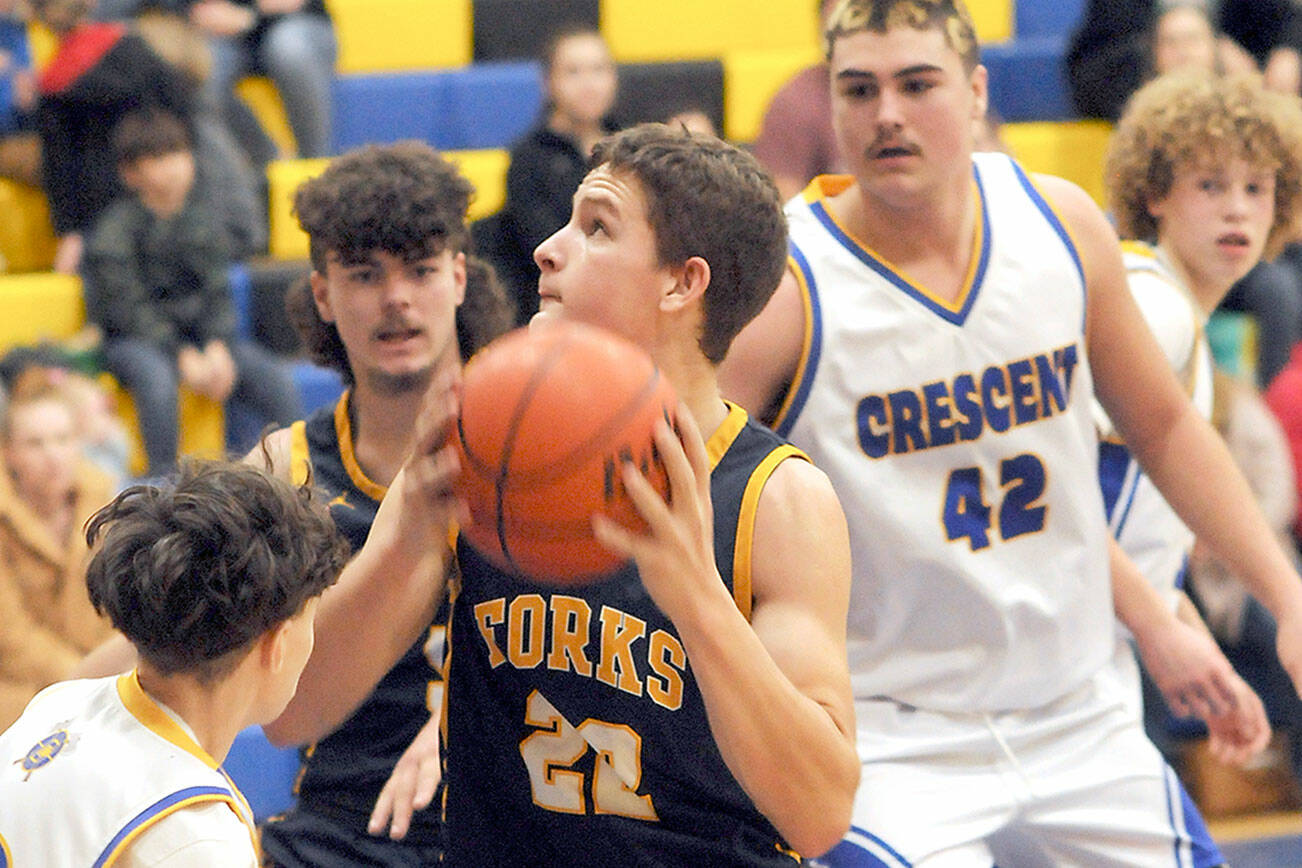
left=870, top=142, right=920, bottom=161
left=1216, top=231, right=1252, bottom=253
left=374, top=325, right=423, bottom=346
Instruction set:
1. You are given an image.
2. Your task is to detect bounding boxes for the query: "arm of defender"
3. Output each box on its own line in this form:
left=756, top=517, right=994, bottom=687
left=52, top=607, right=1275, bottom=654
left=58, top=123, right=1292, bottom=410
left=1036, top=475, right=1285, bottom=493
left=718, top=266, right=805, bottom=427
left=263, top=385, right=464, bottom=746
left=1043, top=172, right=1302, bottom=696
left=595, top=411, right=857, bottom=857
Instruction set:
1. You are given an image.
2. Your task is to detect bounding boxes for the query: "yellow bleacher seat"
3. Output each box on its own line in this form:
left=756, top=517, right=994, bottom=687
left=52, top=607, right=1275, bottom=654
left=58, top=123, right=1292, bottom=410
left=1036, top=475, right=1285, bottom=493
left=0, top=272, right=223, bottom=474
left=235, top=76, right=299, bottom=158
left=602, top=0, right=821, bottom=63
left=0, top=272, right=84, bottom=350
left=325, top=0, right=471, bottom=73
left=1001, top=120, right=1114, bottom=206
left=106, top=378, right=226, bottom=477
left=723, top=47, right=821, bottom=144
left=0, top=179, right=57, bottom=274
left=968, top=0, right=1014, bottom=44
left=267, top=149, right=508, bottom=261
left=25, top=20, right=56, bottom=69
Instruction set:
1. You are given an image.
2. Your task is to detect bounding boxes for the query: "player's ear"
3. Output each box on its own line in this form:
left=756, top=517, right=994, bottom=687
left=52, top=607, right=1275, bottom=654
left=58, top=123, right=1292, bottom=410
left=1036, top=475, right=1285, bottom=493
left=453, top=251, right=467, bottom=306
left=662, top=256, right=710, bottom=314
left=309, top=269, right=335, bottom=323
left=969, top=64, right=989, bottom=122
left=259, top=621, right=292, bottom=674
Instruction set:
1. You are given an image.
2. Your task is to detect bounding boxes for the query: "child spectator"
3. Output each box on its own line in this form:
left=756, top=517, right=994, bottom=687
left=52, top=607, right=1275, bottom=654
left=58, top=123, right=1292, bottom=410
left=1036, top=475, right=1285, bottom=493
left=82, top=107, right=301, bottom=476
left=0, top=460, right=348, bottom=866
left=0, top=369, right=117, bottom=731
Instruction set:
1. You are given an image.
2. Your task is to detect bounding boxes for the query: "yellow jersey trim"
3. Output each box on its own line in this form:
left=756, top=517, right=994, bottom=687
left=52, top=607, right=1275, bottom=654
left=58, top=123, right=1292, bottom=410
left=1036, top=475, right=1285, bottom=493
left=99, top=792, right=247, bottom=868
left=117, top=672, right=218, bottom=770
left=289, top=420, right=310, bottom=486
left=0, top=831, right=12, bottom=867
left=334, top=391, right=388, bottom=502
left=705, top=402, right=749, bottom=470
left=732, top=444, right=808, bottom=622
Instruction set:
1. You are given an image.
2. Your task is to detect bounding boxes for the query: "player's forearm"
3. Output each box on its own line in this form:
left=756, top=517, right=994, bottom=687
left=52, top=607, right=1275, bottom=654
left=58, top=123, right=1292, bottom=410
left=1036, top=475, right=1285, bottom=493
left=673, top=589, right=858, bottom=857
left=1110, top=538, right=1175, bottom=641
left=1126, top=403, right=1302, bottom=621
left=266, top=526, right=447, bottom=745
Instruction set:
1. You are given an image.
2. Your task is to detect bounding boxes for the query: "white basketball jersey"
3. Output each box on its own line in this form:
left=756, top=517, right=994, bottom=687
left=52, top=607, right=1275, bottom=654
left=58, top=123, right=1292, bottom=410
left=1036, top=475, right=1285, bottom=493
left=777, top=152, right=1112, bottom=712
left=0, top=672, right=257, bottom=867
left=1095, top=242, right=1211, bottom=606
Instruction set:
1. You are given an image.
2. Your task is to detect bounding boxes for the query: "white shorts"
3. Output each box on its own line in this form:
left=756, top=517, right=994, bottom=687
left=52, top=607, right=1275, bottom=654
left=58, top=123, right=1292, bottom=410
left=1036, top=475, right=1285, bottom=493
left=816, top=642, right=1222, bottom=867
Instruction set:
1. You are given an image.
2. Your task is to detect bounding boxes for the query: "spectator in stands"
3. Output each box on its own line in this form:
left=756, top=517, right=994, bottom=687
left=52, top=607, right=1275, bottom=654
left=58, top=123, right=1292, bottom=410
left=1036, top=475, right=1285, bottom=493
left=81, top=107, right=301, bottom=476
left=185, top=0, right=336, bottom=162
left=134, top=9, right=267, bottom=258
left=1068, top=0, right=1302, bottom=123
left=0, top=0, right=38, bottom=191
left=0, top=368, right=116, bottom=730
left=488, top=25, right=619, bottom=323
left=751, top=0, right=840, bottom=201
left=31, top=0, right=194, bottom=274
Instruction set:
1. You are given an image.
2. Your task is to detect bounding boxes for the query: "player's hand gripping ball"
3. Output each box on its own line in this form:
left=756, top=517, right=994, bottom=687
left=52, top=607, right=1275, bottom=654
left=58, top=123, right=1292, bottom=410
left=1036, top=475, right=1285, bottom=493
left=453, top=321, right=677, bottom=585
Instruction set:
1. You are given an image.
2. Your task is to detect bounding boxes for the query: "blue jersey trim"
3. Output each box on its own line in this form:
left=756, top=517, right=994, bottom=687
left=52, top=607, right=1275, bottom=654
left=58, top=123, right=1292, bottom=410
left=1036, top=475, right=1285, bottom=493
left=93, top=786, right=232, bottom=868
left=806, top=168, right=991, bottom=328
left=1098, top=441, right=1141, bottom=534
left=1008, top=160, right=1087, bottom=332
left=819, top=826, right=914, bottom=867
left=776, top=241, right=823, bottom=438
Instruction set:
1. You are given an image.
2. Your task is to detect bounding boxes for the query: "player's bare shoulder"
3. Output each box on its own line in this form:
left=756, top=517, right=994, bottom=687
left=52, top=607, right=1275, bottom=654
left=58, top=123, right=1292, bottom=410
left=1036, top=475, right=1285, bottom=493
left=751, top=453, right=851, bottom=602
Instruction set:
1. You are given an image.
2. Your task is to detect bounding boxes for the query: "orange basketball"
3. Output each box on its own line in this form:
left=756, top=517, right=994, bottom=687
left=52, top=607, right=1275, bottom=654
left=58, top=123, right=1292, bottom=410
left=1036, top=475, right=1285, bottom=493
left=453, top=321, right=677, bottom=585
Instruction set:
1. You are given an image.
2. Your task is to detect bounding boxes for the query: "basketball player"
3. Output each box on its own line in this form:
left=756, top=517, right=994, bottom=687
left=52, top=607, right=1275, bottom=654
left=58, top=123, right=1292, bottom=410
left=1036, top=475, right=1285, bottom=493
left=71, top=142, right=514, bottom=864
left=716, top=1, right=1302, bottom=864
left=254, top=142, right=512, bottom=865
left=1101, top=71, right=1302, bottom=765
left=0, top=461, right=347, bottom=867
left=283, top=123, right=859, bottom=864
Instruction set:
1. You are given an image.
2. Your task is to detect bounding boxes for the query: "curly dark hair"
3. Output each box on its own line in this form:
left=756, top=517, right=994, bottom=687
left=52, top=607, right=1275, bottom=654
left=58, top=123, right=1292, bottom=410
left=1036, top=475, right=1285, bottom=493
left=286, top=142, right=514, bottom=385
left=84, top=460, right=349, bottom=683
left=589, top=124, right=787, bottom=364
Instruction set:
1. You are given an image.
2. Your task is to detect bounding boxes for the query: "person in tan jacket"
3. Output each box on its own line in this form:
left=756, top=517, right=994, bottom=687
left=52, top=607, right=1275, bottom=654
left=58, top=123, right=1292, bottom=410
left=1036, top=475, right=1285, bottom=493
left=0, top=368, right=115, bottom=729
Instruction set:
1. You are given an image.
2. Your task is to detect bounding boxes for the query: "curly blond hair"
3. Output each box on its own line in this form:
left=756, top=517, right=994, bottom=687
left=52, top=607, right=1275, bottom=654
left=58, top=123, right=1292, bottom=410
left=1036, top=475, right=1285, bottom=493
left=824, top=0, right=979, bottom=70
left=1106, top=72, right=1302, bottom=261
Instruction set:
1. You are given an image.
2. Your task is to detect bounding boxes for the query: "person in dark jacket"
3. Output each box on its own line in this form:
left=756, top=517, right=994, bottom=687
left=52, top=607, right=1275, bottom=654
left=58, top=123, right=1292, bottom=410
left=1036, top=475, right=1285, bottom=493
left=31, top=0, right=193, bottom=274
left=81, top=108, right=300, bottom=475
left=480, top=25, right=618, bottom=323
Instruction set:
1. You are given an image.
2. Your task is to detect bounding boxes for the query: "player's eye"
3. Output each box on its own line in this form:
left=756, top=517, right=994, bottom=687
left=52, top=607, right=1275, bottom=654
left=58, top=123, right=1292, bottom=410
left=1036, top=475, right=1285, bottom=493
left=902, top=78, right=934, bottom=95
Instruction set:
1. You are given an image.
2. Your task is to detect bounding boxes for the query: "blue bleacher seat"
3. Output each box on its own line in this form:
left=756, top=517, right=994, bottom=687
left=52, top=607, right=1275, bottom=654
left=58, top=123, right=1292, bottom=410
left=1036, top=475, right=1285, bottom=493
left=982, top=37, right=1074, bottom=122
left=439, top=61, right=544, bottom=150
left=223, top=725, right=300, bottom=823
left=293, top=361, right=346, bottom=415
left=1015, top=0, right=1086, bottom=39
left=228, top=263, right=253, bottom=339
left=332, top=73, right=450, bottom=152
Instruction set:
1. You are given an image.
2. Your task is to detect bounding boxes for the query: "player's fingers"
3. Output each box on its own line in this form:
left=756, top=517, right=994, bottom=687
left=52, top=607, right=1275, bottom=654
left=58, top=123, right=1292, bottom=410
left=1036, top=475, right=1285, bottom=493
left=592, top=513, right=640, bottom=559
left=653, top=418, right=695, bottom=514
left=367, top=781, right=396, bottom=836
left=413, top=757, right=441, bottom=808
left=1208, top=669, right=1240, bottom=712
left=620, top=458, right=675, bottom=531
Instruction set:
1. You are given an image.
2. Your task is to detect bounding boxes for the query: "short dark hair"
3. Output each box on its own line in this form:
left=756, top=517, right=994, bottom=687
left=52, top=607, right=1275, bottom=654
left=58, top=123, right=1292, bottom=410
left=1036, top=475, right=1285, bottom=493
left=541, top=24, right=607, bottom=76
left=84, top=460, right=348, bottom=683
left=287, top=143, right=514, bottom=384
left=824, top=0, right=980, bottom=70
left=589, top=123, right=787, bottom=364
left=112, top=107, right=191, bottom=167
